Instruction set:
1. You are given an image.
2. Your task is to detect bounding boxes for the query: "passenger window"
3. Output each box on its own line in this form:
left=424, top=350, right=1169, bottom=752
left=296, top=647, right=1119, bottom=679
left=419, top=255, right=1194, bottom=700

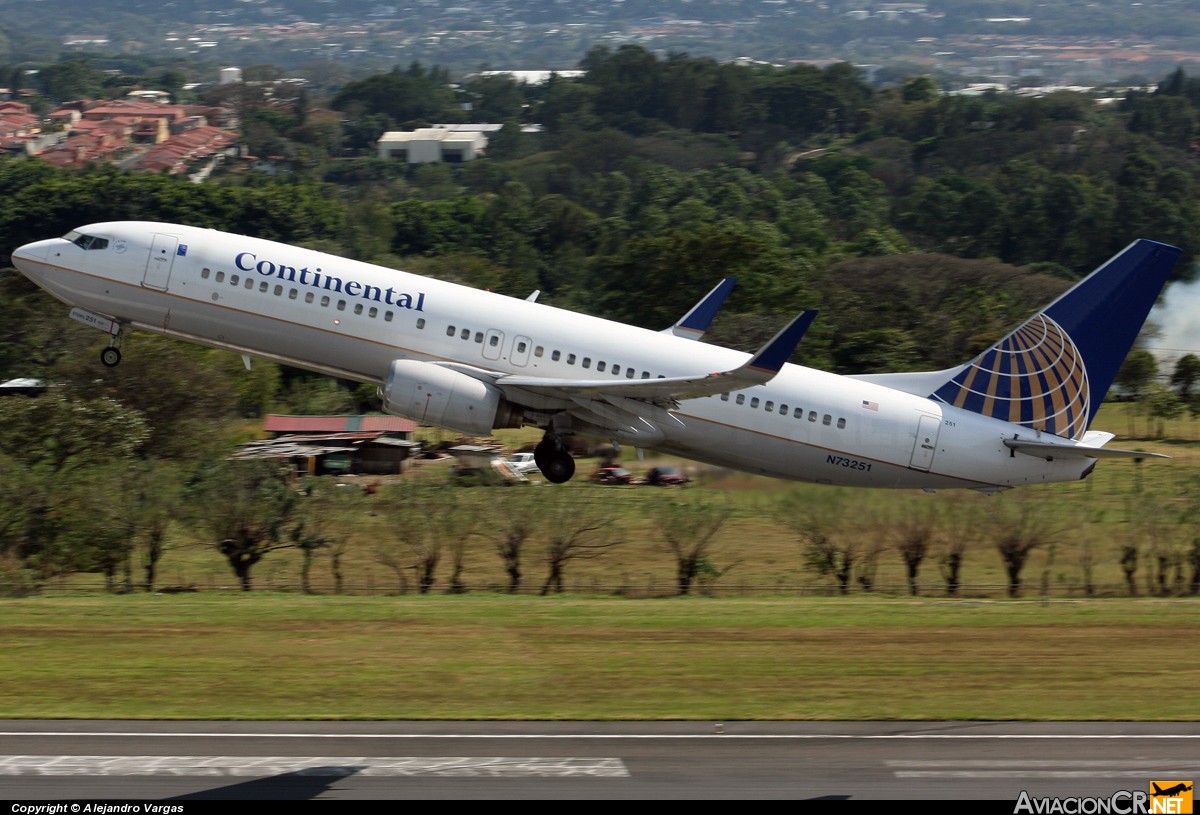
left=230, top=275, right=239, bottom=286
left=305, top=292, right=314, bottom=303
left=534, top=346, right=544, bottom=358
left=736, top=394, right=746, bottom=405
left=597, top=361, right=606, bottom=372
left=354, top=304, right=363, bottom=315
left=289, top=289, right=298, bottom=300
left=626, top=369, right=635, bottom=379
left=489, top=335, right=499, bottom=347
left=274, top=285, right=283, bottom=296
left=611, top=365, right=619, bottom=376
left=320, top=295, right=330, bottom=307
left=416, top=318, right=425, bottom=329
left=582, top=357, right=591, bottom=369
left=641, top=371, right=650, bottom=379
left=337, top=300, right=346, bottom=311
left=201, top=268, right=211, bottom=279
left=721, top=393, right=730, bottom=401
left=384, top=311, right=393, bottom=322
left=259, top=282, right=268, bottom=293
left=447, top=325, right=456, bottom=337
left=823, top=414, right=832, bottom=426
left=215, top=271, right=225, bottom=283
left=461, top=328, right=470, bottom=340
left=552, top=350, right=561, bottom=361
left=794, top=407, right=802, bottom=418
left=369, top=307, right=378, bottom=318
left=765, top=401, right=773, bottom=413
left=780, top=404, right=788, bottom=415
left=809, top=411, right=817, bottom=422
left=517, top=341, right=528, bottom=353
left=244, top=278, right=253, bottom=290
left=837, top=418, right=846, bottom=429
left=751, top=397, right=760, bottom=409
left=568, top=354, right=576, bottom=365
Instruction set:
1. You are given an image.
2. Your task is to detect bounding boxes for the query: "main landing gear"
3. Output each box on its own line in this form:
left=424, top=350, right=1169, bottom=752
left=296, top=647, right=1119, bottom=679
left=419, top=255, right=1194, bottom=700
left=534, top=432, right=576, bottom=484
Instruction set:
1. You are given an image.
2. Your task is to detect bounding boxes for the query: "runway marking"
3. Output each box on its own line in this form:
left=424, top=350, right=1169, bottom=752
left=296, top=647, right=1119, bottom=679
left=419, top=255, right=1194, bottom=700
left=0, top=756, right=629, bottom=778
left=887, top=760, right=1200, bottom=779
left=1, top=731, right=1198, bottom=740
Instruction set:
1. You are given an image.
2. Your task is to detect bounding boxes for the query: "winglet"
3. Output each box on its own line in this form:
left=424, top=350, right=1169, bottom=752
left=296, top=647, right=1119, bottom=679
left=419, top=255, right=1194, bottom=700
left=744, top=309, right=818, bottom=378
left=663, top=277, right=737, bottom=340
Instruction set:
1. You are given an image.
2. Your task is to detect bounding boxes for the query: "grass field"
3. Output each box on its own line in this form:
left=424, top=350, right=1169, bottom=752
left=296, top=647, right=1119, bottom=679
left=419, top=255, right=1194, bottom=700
left=3, top=405, right=1200, bottom=720
left=0, top=593, right=1197, bottom=720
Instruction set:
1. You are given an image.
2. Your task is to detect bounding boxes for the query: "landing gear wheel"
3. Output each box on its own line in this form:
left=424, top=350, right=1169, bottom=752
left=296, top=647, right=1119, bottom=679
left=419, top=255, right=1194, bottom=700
left=100, top=347, right=122, bottom=367
left=542, top=450, right=576, bottom=484
left=535, top=432, right=576, bottom=483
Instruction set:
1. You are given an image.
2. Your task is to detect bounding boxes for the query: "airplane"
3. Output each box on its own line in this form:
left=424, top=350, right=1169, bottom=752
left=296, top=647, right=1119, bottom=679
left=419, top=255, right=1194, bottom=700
left=9, top=222, right=1180, bottom=491
left=1152, top=783, right=1193, bottom=797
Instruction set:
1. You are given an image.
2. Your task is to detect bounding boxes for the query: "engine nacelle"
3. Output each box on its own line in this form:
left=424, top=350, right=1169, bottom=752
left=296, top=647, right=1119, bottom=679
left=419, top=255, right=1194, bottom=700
left=381, top=359, right=522, bottom=436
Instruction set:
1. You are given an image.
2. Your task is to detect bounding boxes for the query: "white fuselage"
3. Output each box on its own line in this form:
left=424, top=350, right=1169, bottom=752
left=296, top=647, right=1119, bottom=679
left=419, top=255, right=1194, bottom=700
left=13, top=222, right=1097, bottom=490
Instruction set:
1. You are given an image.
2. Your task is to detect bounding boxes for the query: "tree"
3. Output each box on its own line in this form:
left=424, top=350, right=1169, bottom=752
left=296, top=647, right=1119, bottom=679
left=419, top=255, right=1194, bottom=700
left=894, top=503, right=937, bottom=596
left=539, top=502, right=613, bottom=595
left=0, top=392, right=149, bottom=581
left=373, top=482, right=476, bottom=595
left=185, top=459, right=300, bottom=591
left=652, top=492, right=731, bottom=596
left=991, top=501, right=1058, bottom=598
left=1115, top=349, right=1158, bottom=436
left=1171, top=353, right=1200, bottom=402
left=490, top=490, right=541, bottom=594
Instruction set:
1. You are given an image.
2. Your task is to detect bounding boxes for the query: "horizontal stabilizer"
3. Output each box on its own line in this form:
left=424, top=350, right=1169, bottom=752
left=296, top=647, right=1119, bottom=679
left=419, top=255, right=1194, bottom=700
left=1003, top=438, right=1168, bottom=461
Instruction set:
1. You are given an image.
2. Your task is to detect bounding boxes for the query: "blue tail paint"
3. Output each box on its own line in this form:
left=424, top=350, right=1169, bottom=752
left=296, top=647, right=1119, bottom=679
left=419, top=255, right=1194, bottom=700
left=930, top=239, right=1181, bottom=439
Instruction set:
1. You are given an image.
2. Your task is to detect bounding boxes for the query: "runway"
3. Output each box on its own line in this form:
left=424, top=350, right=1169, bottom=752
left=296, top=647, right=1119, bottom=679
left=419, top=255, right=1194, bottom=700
left=1, top=721, right=1197, bottom=800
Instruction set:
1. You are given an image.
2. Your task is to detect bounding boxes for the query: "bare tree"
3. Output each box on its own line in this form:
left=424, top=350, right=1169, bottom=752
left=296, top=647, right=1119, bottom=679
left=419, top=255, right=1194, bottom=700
left=991, top=500, right=1060, bottom=598
left=936, top=495, right=980, bottom=597
left=373, top=482, right=476, bottom=595
left=539, top=502, right=613, bottom=595
left=893, top=503, right=937, bottom=596
left=490, top=490, right=541, bottom=594
left=780, top=489, right=877, bottom=595
left=651, top=492, right=731, bottom=596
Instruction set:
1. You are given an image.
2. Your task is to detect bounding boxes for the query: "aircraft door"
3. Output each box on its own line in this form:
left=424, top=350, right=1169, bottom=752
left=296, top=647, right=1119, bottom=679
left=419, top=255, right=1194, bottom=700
left=909, top=414, right=941, bottom=471
left=142, top=233, right=179, bottom=291
left=510, top=335, right=532, bottom=367
left=482, top=329, right=504, bottom=361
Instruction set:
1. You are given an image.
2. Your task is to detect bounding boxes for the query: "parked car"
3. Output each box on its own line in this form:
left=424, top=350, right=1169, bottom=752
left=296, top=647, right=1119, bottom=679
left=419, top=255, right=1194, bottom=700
left=504, top=452, right=541, bottom=475
left=645, top=466, right=689, bottom=486
left=591, top=466, right=633, bottom=484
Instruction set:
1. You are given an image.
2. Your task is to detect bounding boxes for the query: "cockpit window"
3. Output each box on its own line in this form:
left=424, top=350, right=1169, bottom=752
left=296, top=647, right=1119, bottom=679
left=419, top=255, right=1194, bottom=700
left=64, top=231, right=109, bottom=250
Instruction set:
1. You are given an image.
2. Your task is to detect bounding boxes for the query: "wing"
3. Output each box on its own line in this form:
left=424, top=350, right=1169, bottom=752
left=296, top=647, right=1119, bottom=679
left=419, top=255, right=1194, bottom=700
left=496, top=309, right=818, bottom=406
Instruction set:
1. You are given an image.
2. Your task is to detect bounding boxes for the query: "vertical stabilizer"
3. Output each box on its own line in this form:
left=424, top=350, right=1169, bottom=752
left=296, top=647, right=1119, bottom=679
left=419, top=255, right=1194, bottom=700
left=929, top=239, right=1181, bottom=439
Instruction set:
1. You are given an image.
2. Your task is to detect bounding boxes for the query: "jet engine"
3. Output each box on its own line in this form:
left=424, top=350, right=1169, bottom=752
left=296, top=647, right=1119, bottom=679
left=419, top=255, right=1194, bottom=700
left=381, top=359, right=522, bottom=436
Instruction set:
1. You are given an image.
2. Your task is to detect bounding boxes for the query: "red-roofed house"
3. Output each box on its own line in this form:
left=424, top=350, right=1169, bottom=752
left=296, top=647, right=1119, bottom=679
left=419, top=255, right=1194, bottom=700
left=235, top=415, right=420, bottom=475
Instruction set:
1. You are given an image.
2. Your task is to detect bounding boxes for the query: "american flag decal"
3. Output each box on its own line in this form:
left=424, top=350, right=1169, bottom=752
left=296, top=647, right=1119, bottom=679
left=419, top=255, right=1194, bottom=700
left=177, top=244, right=188, bottom=256
left=862, top=400, right=879, bottom=411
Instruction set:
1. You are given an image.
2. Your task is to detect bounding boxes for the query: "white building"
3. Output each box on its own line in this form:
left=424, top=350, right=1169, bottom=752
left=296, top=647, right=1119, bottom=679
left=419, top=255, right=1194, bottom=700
left=376, top=126, right=489, bottom=164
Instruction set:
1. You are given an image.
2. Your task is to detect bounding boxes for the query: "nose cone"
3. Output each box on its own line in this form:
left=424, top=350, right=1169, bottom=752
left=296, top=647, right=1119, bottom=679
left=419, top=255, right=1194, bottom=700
left=12, top=239, right=51, bottom=270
